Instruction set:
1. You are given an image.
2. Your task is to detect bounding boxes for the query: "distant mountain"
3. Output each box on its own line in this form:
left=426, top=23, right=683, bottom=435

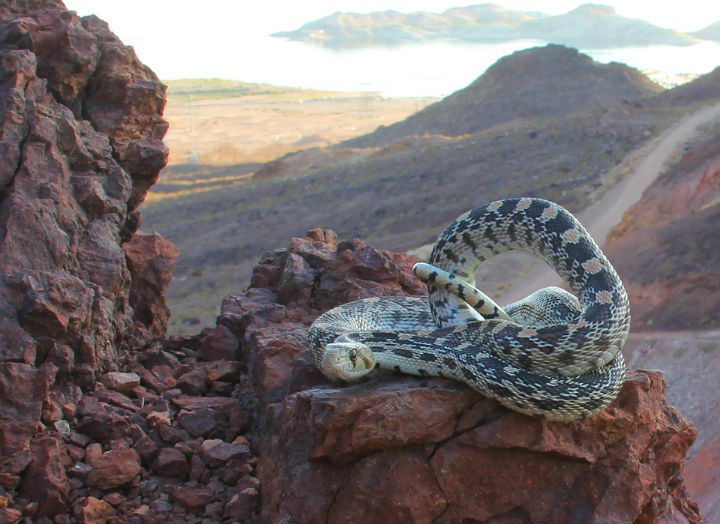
left=507, top=4, right=696, bottom=48
left=273, top=3, right=700, bottom=49
left=343, top=44, right=662, bottom=148
left=693, top=21, right=720, bottom=41
left=272, top=5, right=542, bottom=47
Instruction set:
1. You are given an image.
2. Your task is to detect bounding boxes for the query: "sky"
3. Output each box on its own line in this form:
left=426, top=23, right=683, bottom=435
left=61, top=1, right=720, bottom=90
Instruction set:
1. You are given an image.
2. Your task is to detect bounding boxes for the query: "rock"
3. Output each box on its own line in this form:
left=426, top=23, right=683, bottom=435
left=19, top=437, right=70, bottom=517
left=125, top=233, right=178, bottom=341
left=223, top=488, right=258, bottom=521
left=133, top=433, right=160, bottom=464
left=176, top=409, right=217, bottom=438
left=76, top=396, right=132, bottom=443
left=152, top=447, right=189, bottom=478
left=199, top=439, right=252, bottom=467
left=175, top=367, right=209, bottom=396
left=80, top=497, right=117, bottom=524
left=0, top=363, right=55, bottom=457
left=215, top=229, right=702, bottom=524
left=255, top=369, right=700, bottom=524
left=100, top=372, right=141, bottom=393
left=199, top=325, right=239, bottom=361
left=220, top=229, right=425, bottom=407
left=86, top=448, right=141, bottom=490
left=205, top=360, right=241, bottom=382
left=0, top=508, right=22, bottom=523
left=171, top=485, right=215, bottom=511
left=685, top=429, right=720, bottom=523
left=92, top=388, right=138, bottom=412
left=605, top=136, right=720, bottom=330
left=101, top=492, right=125, bottom=507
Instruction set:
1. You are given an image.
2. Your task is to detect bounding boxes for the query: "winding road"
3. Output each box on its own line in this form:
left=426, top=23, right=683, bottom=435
left=500, top=100, right=720, bottom=304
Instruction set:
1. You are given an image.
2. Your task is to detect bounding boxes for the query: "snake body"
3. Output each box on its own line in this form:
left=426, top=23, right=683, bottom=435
left=308, top=198, right=630, bottom=420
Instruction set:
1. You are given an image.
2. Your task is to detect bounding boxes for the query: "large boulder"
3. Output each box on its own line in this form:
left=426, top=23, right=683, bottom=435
left=219, top=228, right=702, bottom=524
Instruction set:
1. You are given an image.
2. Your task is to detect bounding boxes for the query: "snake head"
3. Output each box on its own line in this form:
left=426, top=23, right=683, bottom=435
left=321, top=336, right=376, bottom=381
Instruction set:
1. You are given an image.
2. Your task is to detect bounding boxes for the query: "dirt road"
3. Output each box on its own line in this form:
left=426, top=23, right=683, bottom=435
left=499, top=100, right=720, bottom=304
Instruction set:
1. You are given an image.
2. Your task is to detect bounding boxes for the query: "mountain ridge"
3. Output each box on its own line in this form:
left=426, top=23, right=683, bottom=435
left=273, top=3, right=702, bottom=49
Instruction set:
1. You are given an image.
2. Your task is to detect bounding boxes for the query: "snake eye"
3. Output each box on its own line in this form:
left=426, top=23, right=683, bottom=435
left=349, top=349, right=357, bottom=362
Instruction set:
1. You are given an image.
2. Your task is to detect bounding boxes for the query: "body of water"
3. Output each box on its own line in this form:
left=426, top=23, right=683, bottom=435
left=185, top=36, right=720, bottom=97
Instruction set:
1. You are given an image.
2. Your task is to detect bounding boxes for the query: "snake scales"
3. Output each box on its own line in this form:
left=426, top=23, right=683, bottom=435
left=308, top=198, right=630, bottom=420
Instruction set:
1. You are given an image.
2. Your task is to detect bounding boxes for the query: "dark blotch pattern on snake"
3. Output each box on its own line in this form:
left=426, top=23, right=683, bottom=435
left=308, top=198, right=630, bottom=421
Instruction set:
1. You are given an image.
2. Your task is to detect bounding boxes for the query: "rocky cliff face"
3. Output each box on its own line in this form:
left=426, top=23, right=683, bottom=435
left=0, top=0, right=178, bottom=520
left=0, top=0, right=170, bottom=378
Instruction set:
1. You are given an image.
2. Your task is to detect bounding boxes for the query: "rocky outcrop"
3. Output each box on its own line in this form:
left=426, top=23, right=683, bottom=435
left=0, top=0, right=171, bottom=387
left=0, top=0, right=170, bottom=376
left=605, top=132, right=720, bottom=330
left=0, top=1, right=184, bottom=521
left=217, top=228, right=702, bottom=524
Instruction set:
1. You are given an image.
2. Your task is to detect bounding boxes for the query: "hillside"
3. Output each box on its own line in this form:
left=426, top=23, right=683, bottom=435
left=343, top=44, right=663, bottom=148
left=605, top=125, right=720, bottom=330
left=693, top=21, right=720, bottom=41
left=274, top=3, right=699, bottom=49
left=139, top=45, right=720, bottom=332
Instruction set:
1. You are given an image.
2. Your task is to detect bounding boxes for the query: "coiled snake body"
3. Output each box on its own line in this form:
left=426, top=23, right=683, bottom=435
left=308, top=198, right=630, bottom=420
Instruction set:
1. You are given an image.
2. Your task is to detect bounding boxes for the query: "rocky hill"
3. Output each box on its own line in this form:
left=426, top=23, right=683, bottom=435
left=274, top=3, right=699, bottom=49
left=343, top=44, right=662, bottom=148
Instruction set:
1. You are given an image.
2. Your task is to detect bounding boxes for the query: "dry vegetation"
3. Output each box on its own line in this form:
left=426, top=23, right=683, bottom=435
left=162, top=79, right=436, bottom=167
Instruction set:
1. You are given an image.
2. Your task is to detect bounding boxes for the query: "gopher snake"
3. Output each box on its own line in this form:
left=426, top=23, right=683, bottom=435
left=308, top=198, right=630, bottom=420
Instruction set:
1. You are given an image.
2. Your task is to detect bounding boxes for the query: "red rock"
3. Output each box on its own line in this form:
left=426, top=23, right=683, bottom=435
left=76, top=397, right=132, bottom=443
left=236, top=475, right=261, bottom=492
left=188, top=454, right=207, bottom=482
left=176, top=409, right=217, bottom=438
left=0, top=472, right=19, bottom=490
left=0, top=508, right=22, bottom=523
left=86, top=448, right=141, bottom=490
left=125, top=233, right=178, bottom=341
left=0, top=363, right=55, bottom=457
left=0, top=2, right=171, bottom=378
left=19, top=437, right=70, bottom=517
left=175, top=367, right=209, bottom=396
left=205, top=360, right=241, bottom=382
left=92, top=389, right=138, bottom=412
left=199, top=325, right=239, bottom=361
left=152, top=447, right=189, bottom=478
left=102, top=492, right=125, bottom=507
left=100, top=372, right=141, bottom=393
left=255, top=370, right=701, bottom=524
left=80, top=497, right=117, bottom=524
left=133, top=433, right=159, bottom=464
left=223, top=488, right=258, bottom=521
left=199, top=439, right=252, bottom=467
left=170, top=395, right=238, bottom=412
left=685, top=429, right=720, bottom=523
left=171, top=485, right=215, bottom=511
